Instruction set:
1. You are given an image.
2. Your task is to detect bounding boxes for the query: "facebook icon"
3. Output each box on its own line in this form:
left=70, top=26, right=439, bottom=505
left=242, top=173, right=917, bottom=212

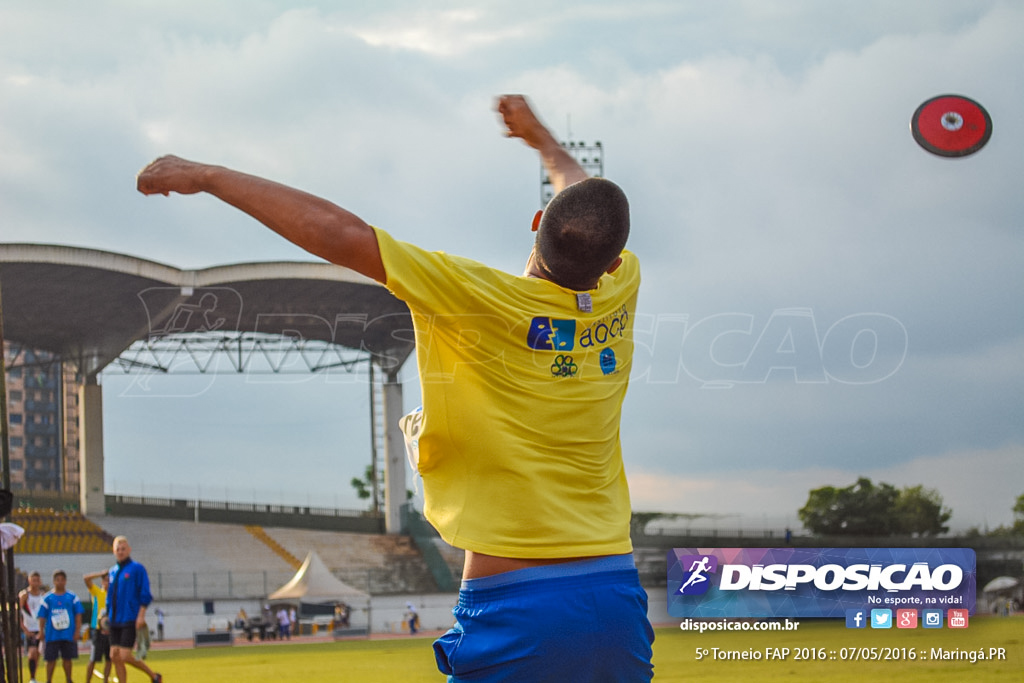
left=845, top=609, right=867, bottom=629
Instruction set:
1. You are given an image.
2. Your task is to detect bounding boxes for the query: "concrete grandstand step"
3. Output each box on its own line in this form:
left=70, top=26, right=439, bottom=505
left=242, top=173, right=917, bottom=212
left=260, top=526, right=441, bottom=594
left=260, top=527, right=407, bottom=569
left=86, top=516, right=299, bottom=574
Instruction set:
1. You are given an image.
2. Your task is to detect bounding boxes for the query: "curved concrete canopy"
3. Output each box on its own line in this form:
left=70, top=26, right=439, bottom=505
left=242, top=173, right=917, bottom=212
left=0, top=244, right=414, bottom=377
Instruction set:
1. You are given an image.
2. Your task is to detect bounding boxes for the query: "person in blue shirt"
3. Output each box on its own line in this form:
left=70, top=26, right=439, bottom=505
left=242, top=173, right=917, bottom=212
left=36, top=570, right=84, bottom=683
left=107, top=536, right=162, bottom=683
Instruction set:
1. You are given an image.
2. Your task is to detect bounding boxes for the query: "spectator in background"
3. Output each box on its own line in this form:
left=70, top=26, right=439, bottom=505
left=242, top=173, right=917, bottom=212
left=107, top=536, right=162, bottom=683
left=405, top=602, right=419, bottom=635
left=83, top=570, right=113, bottom=683
left=276, top=606, right=291, bottom=640
left=260, top=604, right=273, bottom=640
left=334, top=602, right=350, bottom=629
left=37, top=570, right=84, bottom=683
left=154, top=607, right=165, bottom=641
left=19, top=570, right=45, bottom=683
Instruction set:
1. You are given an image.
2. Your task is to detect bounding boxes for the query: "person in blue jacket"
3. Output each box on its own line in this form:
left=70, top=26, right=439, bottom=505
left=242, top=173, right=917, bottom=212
left=107, top=536, right=162, bottom=683
left=37, top=570, right=84, bottom=683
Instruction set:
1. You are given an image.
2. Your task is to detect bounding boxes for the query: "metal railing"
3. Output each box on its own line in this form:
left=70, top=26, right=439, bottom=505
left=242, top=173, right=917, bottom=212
left=106, top=494, right=384, bottom=533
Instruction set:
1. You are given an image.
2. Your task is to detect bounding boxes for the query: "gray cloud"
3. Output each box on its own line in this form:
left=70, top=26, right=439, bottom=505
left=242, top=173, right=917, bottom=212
left=1, top=1, right=1020, bottom=527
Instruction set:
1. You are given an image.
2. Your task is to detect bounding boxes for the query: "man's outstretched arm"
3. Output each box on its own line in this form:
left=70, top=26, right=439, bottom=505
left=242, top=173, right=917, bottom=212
left=137, top=156, right=385, bottom=283
left=495, top=95, right=588, bottom=193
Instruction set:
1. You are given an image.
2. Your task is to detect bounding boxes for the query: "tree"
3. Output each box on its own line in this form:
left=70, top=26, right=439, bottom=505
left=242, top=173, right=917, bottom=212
left=798, top=477, right=951, bottom=536
left=1014, top=492, right=1024, bottom=534
left=892, top=485, right=951, bottom=536
left=798, top=477, right=899, bottom=535
left=350, top=464, right=414, bottom=513
left=350, top=464, right=383, bottom=512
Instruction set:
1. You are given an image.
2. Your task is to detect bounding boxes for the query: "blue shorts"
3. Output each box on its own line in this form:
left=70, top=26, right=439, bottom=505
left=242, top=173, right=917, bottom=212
left=433, top=554, right=654, bottom=682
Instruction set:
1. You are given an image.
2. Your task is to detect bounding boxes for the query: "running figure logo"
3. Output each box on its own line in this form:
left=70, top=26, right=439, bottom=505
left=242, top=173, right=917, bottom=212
left=677, top=555, right=718, bottom=596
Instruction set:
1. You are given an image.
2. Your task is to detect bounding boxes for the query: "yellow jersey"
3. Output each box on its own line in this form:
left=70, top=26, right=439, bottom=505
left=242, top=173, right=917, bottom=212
left=376, top=227, right=639, bottom=558
left=88, top=583, right=107, bottom=630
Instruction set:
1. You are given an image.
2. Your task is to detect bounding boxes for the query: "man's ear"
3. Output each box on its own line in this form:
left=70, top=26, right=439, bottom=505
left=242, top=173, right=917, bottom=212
left=605, top=256, right=623, bottom=274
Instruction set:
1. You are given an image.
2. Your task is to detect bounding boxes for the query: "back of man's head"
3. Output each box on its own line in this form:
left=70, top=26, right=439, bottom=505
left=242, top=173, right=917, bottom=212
left=536, top=177, right=630, bottom=291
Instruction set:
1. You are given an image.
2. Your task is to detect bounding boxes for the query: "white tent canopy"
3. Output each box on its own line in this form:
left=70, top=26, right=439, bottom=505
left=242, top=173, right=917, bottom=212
left=268, top=550, right=369, bottom=604
left=982, top=576, right=1020, bottom=593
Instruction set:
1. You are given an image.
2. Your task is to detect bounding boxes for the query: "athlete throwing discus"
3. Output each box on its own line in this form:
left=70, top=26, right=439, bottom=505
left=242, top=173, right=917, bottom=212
left=138, top=95, right=654, bottom=682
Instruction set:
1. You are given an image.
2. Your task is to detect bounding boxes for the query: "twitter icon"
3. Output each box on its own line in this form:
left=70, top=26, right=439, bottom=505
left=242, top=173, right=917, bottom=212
left=870, top=609, right=892, bottom=629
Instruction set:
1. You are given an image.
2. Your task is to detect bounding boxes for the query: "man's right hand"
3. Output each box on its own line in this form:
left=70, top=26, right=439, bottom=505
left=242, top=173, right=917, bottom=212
left=496, top=95, right=558, bottom=151
left=495, top=94, right=587, bottom=193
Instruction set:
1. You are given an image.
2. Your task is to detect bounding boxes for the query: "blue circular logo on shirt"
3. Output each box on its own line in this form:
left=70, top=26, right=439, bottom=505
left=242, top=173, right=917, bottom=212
left=600, top=348, right=617, bottom=375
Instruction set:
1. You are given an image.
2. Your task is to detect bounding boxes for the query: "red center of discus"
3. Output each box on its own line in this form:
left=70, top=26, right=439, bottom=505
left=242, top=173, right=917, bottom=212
left=914, top=96, right=988, bottom=152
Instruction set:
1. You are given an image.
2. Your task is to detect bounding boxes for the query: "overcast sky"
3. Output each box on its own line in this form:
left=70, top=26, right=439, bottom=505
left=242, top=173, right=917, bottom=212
left=2, top=1, right=1021, bottom=531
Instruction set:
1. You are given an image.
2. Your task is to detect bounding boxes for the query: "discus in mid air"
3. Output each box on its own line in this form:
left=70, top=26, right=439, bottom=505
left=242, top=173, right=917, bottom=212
left=911, top=94, right=992, bottom=158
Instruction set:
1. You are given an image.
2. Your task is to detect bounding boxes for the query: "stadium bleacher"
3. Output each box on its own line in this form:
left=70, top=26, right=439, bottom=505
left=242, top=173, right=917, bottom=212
left=13, top=509, right=114, bottom=554
left=10, top=511, right=458, bottom=599
left=8, top=512, right=454, bottom=638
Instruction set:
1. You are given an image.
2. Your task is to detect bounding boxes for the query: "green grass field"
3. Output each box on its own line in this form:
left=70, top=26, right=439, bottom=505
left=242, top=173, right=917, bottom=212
left=37, top=616, right=1021, bottom=682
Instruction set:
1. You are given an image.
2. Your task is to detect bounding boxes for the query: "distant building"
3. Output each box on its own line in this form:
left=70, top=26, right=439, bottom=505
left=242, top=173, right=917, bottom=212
left=4, top=342, right=81, bottom=496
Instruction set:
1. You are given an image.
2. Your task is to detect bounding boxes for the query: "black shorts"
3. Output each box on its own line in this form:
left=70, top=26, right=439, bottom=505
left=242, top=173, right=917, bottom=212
left=44, top=639, right=78, bottom=662
left=108, top=623, right=137, bottom=649
left=23, top=633, right=41, bottom=650
left=91, top=631, right=111, bottom=662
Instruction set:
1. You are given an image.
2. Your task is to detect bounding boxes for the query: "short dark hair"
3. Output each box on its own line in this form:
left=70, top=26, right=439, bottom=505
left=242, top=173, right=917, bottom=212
left=52, top=570, right=66, bottom=580
left=535, top=177, right=630, bottom=291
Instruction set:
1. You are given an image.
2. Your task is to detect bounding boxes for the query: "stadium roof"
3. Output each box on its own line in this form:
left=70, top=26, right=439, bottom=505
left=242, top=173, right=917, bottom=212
left=0, top=244, right=414, bottom=378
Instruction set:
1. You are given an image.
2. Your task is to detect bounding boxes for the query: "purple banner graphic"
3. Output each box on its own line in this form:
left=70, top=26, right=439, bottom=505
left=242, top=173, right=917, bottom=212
left=667, top=548, right=976, bottom=619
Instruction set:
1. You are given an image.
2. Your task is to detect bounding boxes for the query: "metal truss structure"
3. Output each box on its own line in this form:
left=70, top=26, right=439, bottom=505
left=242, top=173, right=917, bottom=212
left=109, top=331, right=372, bottom=376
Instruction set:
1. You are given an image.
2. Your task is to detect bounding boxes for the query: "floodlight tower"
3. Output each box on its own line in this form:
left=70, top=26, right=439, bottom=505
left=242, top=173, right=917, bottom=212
left=540, top=139, right=603, bottom=207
